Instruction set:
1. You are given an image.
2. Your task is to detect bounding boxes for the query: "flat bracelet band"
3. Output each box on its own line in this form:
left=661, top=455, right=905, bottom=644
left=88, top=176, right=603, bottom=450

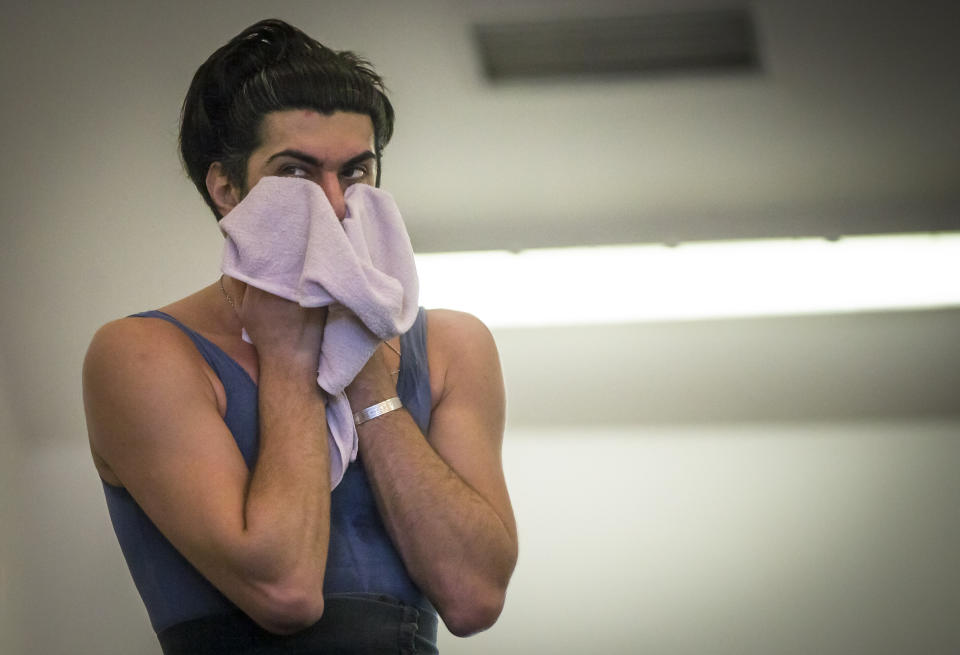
left=353, top=397, right=403, bottom=426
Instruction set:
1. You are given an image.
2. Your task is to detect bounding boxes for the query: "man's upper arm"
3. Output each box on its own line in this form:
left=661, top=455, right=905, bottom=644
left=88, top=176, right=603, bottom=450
left=425, top=310, right=517, bottom=542
left=83, top=318, right=258, bottom=595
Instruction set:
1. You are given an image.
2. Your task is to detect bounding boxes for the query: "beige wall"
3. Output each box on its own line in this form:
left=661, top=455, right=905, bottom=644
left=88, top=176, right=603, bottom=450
left=6, top=420, right=960, bottom=654
left=2, top=2, right=958, bottom=654
left=1, top=384, right=23, bottom=655
left=478, top=421, right=960, bottom=655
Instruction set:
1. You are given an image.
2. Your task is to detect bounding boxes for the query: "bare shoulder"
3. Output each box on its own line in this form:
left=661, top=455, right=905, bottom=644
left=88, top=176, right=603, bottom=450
left=424, top=309, right=501, bottom=399
left=84, top=315, right=214, bottom=397
left=83, top=315, right=220, bottom=482
left=86, top=314, right=183, bottom=358
left=425, top=308, right=499, bottom=366
left=425, top=308, right=495, bottom=343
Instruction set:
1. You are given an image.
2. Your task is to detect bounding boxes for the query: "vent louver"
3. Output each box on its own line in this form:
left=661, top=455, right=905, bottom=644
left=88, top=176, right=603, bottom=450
left=474, top=8, right=760, bottom=81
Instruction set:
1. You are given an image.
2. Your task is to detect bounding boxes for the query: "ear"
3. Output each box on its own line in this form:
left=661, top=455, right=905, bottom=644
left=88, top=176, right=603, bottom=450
left=206, top=162, right=242, bottom=217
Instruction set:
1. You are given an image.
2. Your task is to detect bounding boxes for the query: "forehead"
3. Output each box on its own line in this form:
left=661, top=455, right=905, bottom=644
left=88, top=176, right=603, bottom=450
left=256, top=109, right=375, bottom=155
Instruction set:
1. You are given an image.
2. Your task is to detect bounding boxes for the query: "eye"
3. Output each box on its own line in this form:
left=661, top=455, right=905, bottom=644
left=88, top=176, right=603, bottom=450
left=341, top=165, right=369, bottom=181
left=279, top=164, right=309, bottom=178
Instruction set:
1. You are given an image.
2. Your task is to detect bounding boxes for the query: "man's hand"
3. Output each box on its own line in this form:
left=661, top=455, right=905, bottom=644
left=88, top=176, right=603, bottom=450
left=226, top=278, right=328, bottom=367
left=345, top=341, right=397, bottom=408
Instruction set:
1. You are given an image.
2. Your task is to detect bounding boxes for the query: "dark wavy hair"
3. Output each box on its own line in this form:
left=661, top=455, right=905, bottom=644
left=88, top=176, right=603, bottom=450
left=179, top=19, right=395, bottom=219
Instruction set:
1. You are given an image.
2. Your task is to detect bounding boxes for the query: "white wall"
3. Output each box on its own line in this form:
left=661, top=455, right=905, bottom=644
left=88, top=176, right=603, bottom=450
left=450, top=420, right=960, bottom=654
left=2, top=3, right=958, bottom=654
left=18, top=441, right=160, bottom=654
left=8, top=419, right=960, bottom=654
left=0, top=384, right=23, bottom=655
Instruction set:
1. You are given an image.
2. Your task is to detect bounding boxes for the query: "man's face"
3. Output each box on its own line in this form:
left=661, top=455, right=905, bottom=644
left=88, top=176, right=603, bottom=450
left=243, top=109, right=377, bottom=220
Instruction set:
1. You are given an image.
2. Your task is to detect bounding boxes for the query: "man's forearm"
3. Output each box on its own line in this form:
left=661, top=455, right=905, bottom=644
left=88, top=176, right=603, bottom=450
left=235, top=356, right=331, bottom=628
left=356, top=410, right=517, bottom=636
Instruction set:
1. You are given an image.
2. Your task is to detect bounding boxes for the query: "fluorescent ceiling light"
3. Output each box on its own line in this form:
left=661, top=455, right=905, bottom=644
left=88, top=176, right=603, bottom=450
left=414, top=233, right=960, bottom=328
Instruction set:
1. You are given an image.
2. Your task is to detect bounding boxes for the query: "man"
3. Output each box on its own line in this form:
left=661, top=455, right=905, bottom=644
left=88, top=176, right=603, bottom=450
left=82, top=19, right=517, bottom=654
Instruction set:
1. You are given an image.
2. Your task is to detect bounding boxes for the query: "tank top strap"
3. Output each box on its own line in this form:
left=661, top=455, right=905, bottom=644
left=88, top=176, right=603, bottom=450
left=397, top=307, right=431, bottom=434
left=130, top=311, right=251, bottom=382
left=129, top=310, right=259, bottom=468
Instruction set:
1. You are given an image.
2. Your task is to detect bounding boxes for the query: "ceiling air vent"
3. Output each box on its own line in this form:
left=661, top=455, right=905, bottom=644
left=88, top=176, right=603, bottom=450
left=473, top=8, right=760, bottom=81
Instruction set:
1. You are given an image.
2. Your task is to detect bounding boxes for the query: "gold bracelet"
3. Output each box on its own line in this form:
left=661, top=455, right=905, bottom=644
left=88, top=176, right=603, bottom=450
left=353, top=397, right=403, bottom=426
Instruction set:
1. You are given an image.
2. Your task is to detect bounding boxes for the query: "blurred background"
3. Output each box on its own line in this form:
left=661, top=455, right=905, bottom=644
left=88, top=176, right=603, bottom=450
left=1, top=1, right=958, bottom=653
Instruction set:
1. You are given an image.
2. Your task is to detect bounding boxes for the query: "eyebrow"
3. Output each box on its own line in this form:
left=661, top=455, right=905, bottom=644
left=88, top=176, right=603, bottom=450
left=265, top=149, right=376, bottom=169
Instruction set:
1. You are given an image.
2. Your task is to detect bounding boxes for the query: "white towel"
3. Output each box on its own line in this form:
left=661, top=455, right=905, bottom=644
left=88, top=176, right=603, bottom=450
left=219, top=176, right=419, bottom=488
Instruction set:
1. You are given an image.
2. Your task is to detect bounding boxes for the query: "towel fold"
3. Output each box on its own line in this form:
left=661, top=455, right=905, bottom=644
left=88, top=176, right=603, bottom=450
left=219, top=176, right=419, bottom=488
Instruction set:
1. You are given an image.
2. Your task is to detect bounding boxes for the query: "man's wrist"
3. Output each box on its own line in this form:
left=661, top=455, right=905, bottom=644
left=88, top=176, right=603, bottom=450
left=346, top=348, right=398, bottom=404
left=353, top=397, right=403, bottom=426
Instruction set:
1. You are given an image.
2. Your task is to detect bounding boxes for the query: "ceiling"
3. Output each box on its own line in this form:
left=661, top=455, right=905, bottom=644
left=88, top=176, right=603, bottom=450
left=0, top=0, right=958, bottom=444
left=369, top=0, right=960, bottom=251
left=5, top=0, right=959, bottom=252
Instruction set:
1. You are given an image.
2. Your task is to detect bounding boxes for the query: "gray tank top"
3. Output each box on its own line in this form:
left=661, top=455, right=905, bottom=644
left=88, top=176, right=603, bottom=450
left=101, top=308, right=434, bottom=633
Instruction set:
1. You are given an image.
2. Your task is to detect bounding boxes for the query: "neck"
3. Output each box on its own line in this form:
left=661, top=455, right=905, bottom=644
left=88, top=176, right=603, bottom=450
left=211, top=277, right=243, bottom=336
left=159, top=280, right=242, bottom=339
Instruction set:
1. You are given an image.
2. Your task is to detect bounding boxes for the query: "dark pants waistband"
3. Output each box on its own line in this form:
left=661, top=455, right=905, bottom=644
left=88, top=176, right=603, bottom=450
left=158, top=594, right=439, bottom=655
